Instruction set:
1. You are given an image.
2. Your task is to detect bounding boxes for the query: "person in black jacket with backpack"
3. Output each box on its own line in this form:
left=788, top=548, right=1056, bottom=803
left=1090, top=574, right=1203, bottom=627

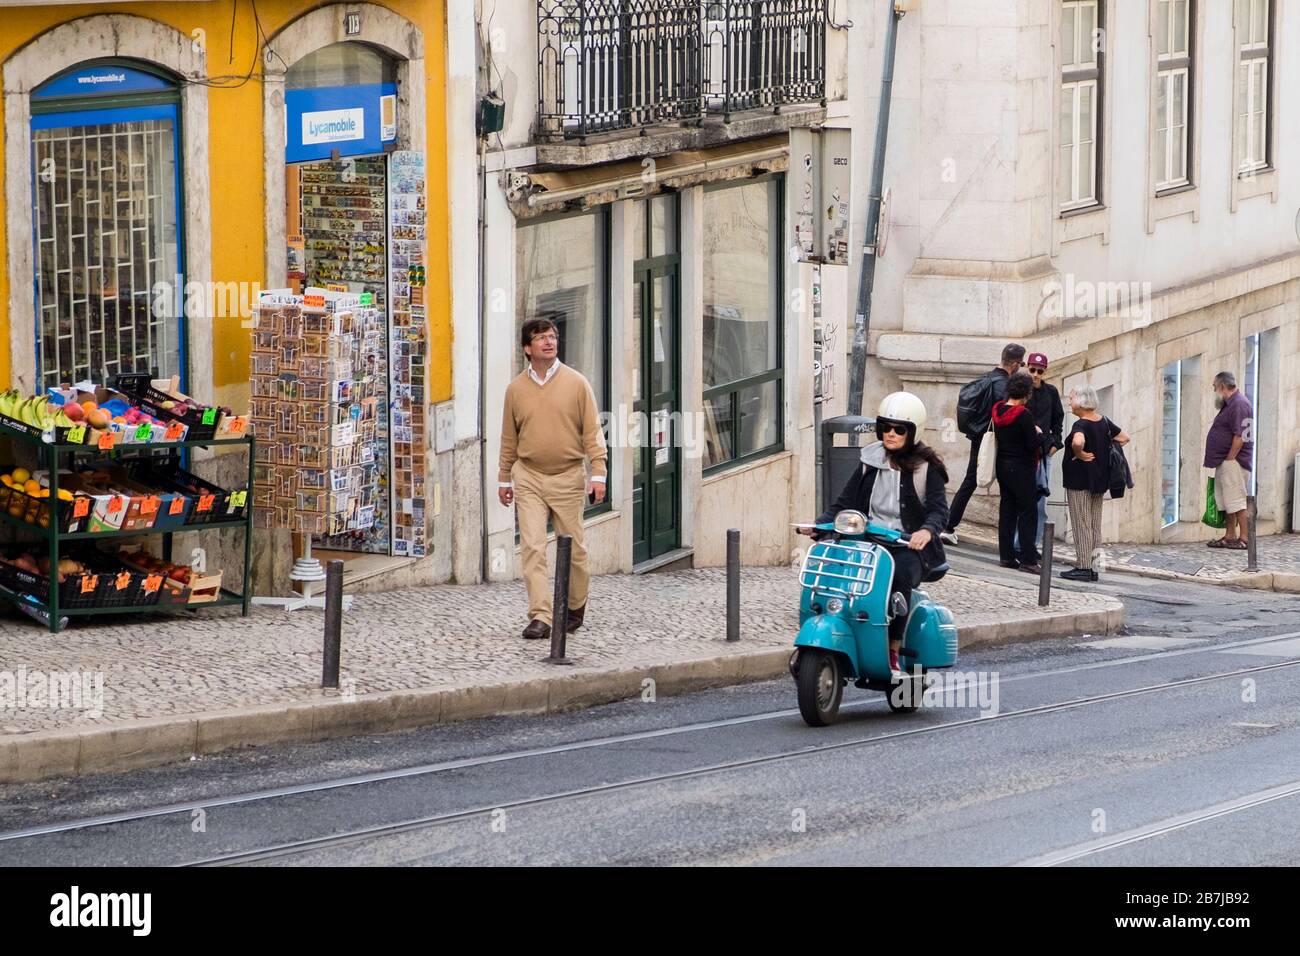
left=800, top=392, right=949, bottom=675
left=944, top=343, right=1025, bottom=544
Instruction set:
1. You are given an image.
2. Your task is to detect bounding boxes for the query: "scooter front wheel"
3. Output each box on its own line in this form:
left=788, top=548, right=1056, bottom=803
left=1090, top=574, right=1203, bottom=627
left=796, top=650, right=843, bottom=727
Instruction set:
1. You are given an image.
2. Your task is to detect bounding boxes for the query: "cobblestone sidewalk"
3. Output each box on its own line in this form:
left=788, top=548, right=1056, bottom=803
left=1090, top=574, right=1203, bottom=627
left=952, top=524, right=1299, bottom=592
left=1106, top=535, right=1300, bottom=590
left=0, top=565, right=1120, bottom=781
left=1, top=566, right=1116, bottom=734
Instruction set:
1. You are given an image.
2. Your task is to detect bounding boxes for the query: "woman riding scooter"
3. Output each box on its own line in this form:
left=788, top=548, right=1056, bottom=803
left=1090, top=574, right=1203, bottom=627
left=799, top=392, right=950, bottom=674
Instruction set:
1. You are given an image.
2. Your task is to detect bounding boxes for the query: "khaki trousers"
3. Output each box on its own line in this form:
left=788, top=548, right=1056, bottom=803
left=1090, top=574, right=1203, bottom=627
left=513, top=461, right=590, bottom=627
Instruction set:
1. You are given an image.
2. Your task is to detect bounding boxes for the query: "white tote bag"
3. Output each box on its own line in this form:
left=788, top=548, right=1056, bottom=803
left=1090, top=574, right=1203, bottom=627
left=975, top=420, right=997, bottom=488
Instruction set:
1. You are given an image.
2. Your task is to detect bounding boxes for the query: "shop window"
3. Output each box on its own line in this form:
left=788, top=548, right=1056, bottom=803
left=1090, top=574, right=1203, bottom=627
left=515, top=208, right=611, bottom=510
left=1160, top=361, right=1182, bottom=526
left=30, top=61, right=183, bottom=389
left=702, top=175, right=783, bottom=472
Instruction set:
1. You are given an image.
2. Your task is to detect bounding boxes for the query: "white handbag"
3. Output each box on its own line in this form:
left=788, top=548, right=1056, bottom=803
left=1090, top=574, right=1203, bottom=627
left=975, top=420, right=997, bottom=488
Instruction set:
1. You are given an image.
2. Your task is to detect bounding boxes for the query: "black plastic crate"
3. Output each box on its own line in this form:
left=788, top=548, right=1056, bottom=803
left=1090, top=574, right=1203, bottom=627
left=112, top=374, right=217, bottom=440
left=131, top=464, right=244, bottom=525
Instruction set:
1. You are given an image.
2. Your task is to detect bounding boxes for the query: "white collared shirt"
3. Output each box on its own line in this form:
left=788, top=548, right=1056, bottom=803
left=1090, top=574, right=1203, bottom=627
left=528, top=358, right=561, bottom=387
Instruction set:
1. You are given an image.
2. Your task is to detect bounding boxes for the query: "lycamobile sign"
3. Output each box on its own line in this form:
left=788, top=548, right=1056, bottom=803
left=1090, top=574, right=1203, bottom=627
left=302, top=108, right=365, bottom=145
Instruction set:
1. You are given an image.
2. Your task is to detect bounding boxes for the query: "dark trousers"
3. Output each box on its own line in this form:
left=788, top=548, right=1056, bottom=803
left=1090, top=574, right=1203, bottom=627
left=887, top=547, right=924, bottom=644
left=997, top=457, right=1040, bottom=565
left=946, top=433, right=982, bottom=532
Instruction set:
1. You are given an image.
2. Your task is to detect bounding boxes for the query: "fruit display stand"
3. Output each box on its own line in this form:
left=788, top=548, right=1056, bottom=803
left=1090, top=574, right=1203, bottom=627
left=0, top=416, right=253, bottom=633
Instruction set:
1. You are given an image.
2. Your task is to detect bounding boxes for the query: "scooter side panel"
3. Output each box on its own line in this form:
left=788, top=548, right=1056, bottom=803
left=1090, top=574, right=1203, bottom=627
left=794, top=615, right=862, bottom=680
left=903, top=596, right=959, bottom=668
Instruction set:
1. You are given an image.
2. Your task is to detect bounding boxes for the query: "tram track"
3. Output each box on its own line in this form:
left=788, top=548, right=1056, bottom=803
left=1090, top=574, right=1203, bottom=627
left=2, top=629, right=1298, bottom=854
left=180, top=656, right=1300, bottom=866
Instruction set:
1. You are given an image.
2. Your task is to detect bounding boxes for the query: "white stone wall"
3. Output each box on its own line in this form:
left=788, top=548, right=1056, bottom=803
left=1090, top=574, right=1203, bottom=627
left=830, top=0, right=1299, bottom=542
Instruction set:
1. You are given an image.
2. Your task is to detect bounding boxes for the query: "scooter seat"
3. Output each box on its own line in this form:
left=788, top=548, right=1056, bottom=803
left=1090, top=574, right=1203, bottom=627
left=922, top=562, right=949, bottom=583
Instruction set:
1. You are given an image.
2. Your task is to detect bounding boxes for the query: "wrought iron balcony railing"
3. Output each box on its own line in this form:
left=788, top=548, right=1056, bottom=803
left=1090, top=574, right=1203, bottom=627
left=538, top=1, right=826, bottom=140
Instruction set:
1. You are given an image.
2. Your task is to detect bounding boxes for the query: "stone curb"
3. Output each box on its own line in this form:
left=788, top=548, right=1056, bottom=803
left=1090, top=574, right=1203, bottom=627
left=1106, top=563, right=1300, bottom=593
left=0, top=604, right=1121, bottom=785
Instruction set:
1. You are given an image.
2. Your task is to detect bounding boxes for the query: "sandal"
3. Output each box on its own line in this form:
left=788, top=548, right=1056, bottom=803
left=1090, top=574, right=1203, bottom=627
left=1206, top=537, right=1237, bottom=548
left=1227, top=539, right=1249, bottom=550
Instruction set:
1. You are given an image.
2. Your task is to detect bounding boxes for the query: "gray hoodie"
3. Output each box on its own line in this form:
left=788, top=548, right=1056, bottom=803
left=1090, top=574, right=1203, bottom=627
left=860, top=440, right=903, bottom=531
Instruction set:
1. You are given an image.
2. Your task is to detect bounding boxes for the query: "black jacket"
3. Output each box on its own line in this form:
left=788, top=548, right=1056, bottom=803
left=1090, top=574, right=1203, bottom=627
left=817, top=458, right=950, bottom=574
left=1028, top=382, right=1065, bottom=454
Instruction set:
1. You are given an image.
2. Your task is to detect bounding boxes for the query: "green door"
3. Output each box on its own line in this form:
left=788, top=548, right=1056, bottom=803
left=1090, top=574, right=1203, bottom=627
left=631, top=196, right=681, bottom=564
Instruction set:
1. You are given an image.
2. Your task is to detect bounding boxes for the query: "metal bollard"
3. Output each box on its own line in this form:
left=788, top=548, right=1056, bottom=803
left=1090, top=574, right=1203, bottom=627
left=322, top=559, right=344, bottom=688
left=1246, top=495, right=1258, bottom=572
left=726, top=528, right=740, bottom=642
left=546, top=535, right=575, bottom=665
left=1038, top=521, right=1054, bottom=607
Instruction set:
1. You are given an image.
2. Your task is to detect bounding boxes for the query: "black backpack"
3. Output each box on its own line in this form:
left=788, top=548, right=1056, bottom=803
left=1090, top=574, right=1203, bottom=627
left=956, top=372, right=999, bottom=439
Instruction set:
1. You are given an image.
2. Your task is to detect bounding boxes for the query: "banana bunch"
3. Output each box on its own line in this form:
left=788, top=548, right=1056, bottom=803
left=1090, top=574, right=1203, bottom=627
left=0, top=390, right=76, bottom=429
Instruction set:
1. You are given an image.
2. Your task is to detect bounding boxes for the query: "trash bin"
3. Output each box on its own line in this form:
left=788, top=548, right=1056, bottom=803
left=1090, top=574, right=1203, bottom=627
left=821, top=415, right=876, bottom=514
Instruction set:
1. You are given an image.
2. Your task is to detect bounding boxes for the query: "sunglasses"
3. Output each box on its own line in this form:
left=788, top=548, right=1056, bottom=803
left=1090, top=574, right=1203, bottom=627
left=877, top=423, right=910, bottom=437
left=1028, top=367, right=1047, bottom=375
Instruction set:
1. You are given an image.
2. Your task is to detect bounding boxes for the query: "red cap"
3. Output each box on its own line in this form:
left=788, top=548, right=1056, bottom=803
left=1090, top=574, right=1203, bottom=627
left=1027, top=352, right=1049, bottom=369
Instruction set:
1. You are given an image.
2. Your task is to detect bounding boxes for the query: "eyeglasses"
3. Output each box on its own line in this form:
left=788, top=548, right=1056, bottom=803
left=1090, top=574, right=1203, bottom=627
left=1028, top=367, right=1046, bottom=376
left=530, top=333, right=558, bottom=344
left=877, top=423, right=909, bottom=437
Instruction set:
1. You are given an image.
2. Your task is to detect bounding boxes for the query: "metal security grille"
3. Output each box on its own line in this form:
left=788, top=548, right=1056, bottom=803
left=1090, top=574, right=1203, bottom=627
left=32, top=117, right=180, bottom=389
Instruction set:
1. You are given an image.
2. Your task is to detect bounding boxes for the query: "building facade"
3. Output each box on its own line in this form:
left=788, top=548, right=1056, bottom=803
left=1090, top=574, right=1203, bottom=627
left=0, top=1, right=472, bottom=592
left=823, top=0, right=1298, bottom=545
left=451, top=1, right=851, bottom=582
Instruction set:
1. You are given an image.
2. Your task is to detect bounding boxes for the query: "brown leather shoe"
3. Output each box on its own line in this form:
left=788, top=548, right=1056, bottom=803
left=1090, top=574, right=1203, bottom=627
left=522, top=619, right=551, bottom=640
left=565, top=603, right=586, bottom=633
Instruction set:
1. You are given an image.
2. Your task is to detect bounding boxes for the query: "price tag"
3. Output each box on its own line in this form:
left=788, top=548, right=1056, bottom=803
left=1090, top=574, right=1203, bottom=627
left=229, top=417, right=246, bottom=434
left=169, top=496, right=185, bottom=516
left=201, top=408, right=217, bottom=425
left=197, top=493, right=215, bottom=513
left=80, top=574, right=98, bottom=594
left=135, top=422, right=152, bottom=441
left=67, top=425, right=86, bottom=444
left=73, top=497, right=90, bottom=518
left=115, top=571, right=130, bottom=591
left=141, top=496, right=160, bottom=516
left=107, top=495, right=124, bottom=514
left=143, top=574, right=163, bottom=593
left=164, top=421, right=184, bottom=441
left=98, top=432, right=115, bottom=450
left=230, top=490, right=248, bottom=508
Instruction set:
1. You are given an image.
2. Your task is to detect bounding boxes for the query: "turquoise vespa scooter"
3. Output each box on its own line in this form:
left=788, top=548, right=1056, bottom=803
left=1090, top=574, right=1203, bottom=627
left=790, top=509, right=958, bottom=726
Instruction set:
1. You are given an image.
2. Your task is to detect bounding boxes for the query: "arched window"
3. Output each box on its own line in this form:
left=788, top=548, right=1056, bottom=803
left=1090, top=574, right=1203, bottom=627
left=285, top=42, right=398, bottom=163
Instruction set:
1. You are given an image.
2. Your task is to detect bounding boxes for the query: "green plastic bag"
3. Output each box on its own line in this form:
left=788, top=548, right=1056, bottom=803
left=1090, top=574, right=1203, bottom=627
left=1202, top=477, right=1226, bottom=529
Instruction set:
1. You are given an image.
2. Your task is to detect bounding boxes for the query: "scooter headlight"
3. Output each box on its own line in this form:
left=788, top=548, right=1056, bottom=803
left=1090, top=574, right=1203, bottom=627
left=826, top=597, right=844, bottom=615
left=832, top=510, right=867, bottom=535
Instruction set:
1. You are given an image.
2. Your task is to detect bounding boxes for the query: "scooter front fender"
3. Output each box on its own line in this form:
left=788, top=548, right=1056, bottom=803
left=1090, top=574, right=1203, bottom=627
left=794, top=615, right=860, bottom=680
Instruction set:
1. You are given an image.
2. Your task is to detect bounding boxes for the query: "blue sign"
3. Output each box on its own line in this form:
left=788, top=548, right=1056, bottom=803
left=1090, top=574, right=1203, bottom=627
left=285, top=83, right=397, bottom=163
left=33, top=66, right=173, bottom=100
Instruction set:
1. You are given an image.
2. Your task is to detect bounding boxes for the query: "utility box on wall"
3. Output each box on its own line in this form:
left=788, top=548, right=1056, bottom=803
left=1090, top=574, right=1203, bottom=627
left=789, top=125, right=852, bottom=265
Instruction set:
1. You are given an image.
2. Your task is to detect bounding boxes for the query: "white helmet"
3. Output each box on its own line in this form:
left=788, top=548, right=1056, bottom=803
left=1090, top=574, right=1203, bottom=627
left=877, top=391, right=928, bottom=439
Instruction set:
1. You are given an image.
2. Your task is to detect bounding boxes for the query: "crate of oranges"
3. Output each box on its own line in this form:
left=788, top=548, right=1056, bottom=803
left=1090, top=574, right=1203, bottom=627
left=0, top=467, right=89, bottom=533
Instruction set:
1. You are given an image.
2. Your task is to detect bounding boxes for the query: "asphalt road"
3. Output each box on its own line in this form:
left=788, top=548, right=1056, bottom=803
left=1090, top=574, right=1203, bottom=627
left=2, top=551, right=1299, bottom=866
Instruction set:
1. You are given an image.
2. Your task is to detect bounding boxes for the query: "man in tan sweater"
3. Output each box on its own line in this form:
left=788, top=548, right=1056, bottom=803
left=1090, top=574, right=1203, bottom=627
left=499, top=318, right=608, bottom=640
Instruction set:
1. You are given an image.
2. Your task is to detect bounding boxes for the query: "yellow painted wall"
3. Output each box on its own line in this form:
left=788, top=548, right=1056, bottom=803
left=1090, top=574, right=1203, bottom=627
left=0, top=1, right=451, bottom=409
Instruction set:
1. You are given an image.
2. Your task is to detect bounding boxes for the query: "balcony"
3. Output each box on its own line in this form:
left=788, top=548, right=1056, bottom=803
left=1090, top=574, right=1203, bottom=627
left=537, top=0, right=826, bottom=143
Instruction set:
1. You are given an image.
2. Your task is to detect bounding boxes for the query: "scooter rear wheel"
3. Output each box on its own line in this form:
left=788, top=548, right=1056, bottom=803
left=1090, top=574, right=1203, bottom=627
left=796, top=650, right=843, bottom=727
